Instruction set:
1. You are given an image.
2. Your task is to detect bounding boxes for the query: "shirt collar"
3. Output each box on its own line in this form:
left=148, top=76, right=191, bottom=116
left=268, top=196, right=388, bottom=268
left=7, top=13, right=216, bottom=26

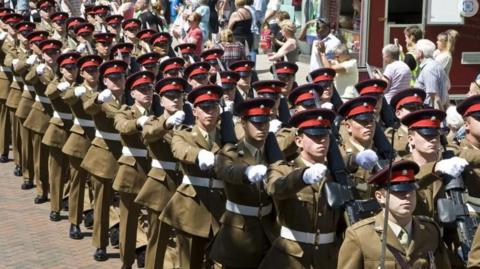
left=301, top=157, right=315, bottom=168
left=198, top=126, right=216, bottom=141
left=388, top=220, right=412, bottom=238
left=243, top=138, right=262, bottom=158
left=135, top=104, right=148, bottom=116
left=349, top=137, right=371, bottom=152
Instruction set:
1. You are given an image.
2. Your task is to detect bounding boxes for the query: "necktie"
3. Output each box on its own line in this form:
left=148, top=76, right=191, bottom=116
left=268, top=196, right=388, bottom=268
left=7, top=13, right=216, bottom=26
left=398, top=229, right=409, bottom=249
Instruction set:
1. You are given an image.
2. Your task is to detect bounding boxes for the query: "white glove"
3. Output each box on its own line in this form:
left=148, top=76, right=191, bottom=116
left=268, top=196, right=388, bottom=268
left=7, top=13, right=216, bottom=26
left=321, top=102, right=334, bottom=110
left=166, top=110, right=185, bottom=127
left=97, top=89, right=114, bottom=103
left=303, top=163, right=327, bottom=184
left=197, top=149, right=215, bottom=170
left=269, top=119, right=282, bottom=133
left=77, top=43, right=86, bottom=52
left=57, top=81, right=70, bottom=92
left=36, top=63, right=46, bottom=75
left=12, top=58, right=19, bottom=68
left=0, top=32, right=7, bottom=41
left=136, top=115, right=149, bottom=128
left=74, top=86, right=87, bottom=97
left=224, top=100, right=234, bottom=113
left=355, top=149, right=379, bottom=171
left=435, top=157, right=468, bottom=178
left=26, top=54, right=37, bottom=65
left=245, top=165, right=267, bottom=183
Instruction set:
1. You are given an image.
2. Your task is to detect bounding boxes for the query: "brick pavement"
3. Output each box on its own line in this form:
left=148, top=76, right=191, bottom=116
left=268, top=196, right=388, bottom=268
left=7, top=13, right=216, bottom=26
left=0, top=157, right=128, bottom=269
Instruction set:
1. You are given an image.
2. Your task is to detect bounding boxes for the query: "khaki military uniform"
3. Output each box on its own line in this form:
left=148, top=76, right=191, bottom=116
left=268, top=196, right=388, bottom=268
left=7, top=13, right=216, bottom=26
left=276, top=127, right=298, bottom=161
left=468, top=226, right=480, bottom=268
left=159, top=125, right=226, bottom=269
left=385, top=125, right=410, bottom=158
left=42, top=79, right=74, bottom=212
left=0, top=33, right=12, bottom=159
left=23, top=63, right=55, bottom=197
left=113, top=104, right=152, bottom=267
left=135, top=114, right=184, bottom=269
left=210, top=140, right=278, bottom=268
left=62, top=84, right=96, bottom=226
left=259, top=157, right=343, bottom=269
left=337, top=213, right=451, bottom=269
left=37, top=20, right=54, bottom=36
left=81, top=91, right=123, bottom=250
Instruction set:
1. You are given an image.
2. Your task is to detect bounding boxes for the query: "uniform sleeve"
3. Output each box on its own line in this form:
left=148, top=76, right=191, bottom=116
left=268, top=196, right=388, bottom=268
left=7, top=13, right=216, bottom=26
left=83, top=91, right=103, bottom=116
left=39, top=67, right=55, bottom=86
left=266, top=161, right=308, bottom=200
left=468, top=226, right=480, bottom=268
left=114, top=107, right=141, bottom=135
left=24, top=64, right=39, bottom=84
left=171, top=130, right=202, bottom=165
left=215, top=144, right=249, bottom=185
left=44, top=80, right=60, bottom=99
left=415, top=161, right=441, bottom=189
left=337, top=227, right=364, bottom=269
left=2, top=40, right=16, bottom=67
left=61, top=86, right=80, bottom=105
left=276, top=127, right=298, bottom=159
left=142, top=115, right=170, bottom=143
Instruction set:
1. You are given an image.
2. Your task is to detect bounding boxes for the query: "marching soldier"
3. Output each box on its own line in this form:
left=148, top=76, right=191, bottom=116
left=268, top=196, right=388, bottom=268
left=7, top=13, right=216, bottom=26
left=50, top=12, right=69, bottom=46
left=386, top=88, right=426, bottom=157
left=42, top=52, right=80, bottom=221
left=120, top=18, right=142, bottom=55
left=211, top=98, right=278, bottom=268
left=74, top=23, right=95, bottom=56
left=82, top=60, right=128, bottom=261
left=93, top=5, right=109, bottom=33
left=229, top=60, right=255, bottom=101
left=36, top=0, right=55, bottom=35
left=113, top=70, right=156, bottom=268
left=260, top=108, right=343, bottom=269
left=109, top=43, right=139, bottom=76
left=355, top=79, right=388, bottom=119
left=62, top=55, right=102, bottom=240
left=136, top=29, right=156, bottom=55
left=218, top=70, right=240, bottom=114
left=200, top=48, right=224, bottom=84
left=94, top=33, right=115, bottom=61
left=183, top=62, right=211, bottom=89
left=174, top=43, right=197, bottom=64
left=308, top=67, right=336, bottom=106
left=158, top=57, right=185, bottom=79
left=337, top=160, right=451, bottom=269
left=136, top=52, right=161, bottom=79
left=135, top=77, right=189, bottom=268
left=105, top=15, right=123, bottom=38
left=65, top=17, right=86, bottom=49
left=159, top=85, right=226, bottom=268
left=271, top=61, right=298, bottom=97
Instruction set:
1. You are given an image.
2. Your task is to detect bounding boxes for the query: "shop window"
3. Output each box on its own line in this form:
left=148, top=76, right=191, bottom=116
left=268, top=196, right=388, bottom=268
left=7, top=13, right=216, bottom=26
left=388, top=0, right=423, bottom=24
left=338, top=0, right=362, bottom=61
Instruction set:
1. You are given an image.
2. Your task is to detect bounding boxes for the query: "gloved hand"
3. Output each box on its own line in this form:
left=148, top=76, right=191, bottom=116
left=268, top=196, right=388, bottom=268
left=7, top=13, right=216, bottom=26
left=36, top=63, right=46, bottom=75
left=355, top=149, right=379, bottom=171
left=26, top=54, right=37, bottom=65
left=197, top=149, right=215, bottom=170
left=12, top=58, right=19, bottom=69
left=77, top=43, right=86, bottom=52
left=269, top=119, right=282, bottom=133
left=224, top=100, right=234, bottom=113
left=57, top=81, right=70, bottom=92
left=321, top=102, right=334, bottom=110
left=435, top=157, right=468, bottom=178
left=74, top=86, right=87, bottom=97
left=0, top=32, right=7, bottom=41
left=166, top=110, right=185, bottom=127
left=245, top=165, right=267, bottom=183
left=136, top=115, right=149, bottom=128
left=303, top=163, right=327, bottom=184
left=98, top=89, right=114, bottom=103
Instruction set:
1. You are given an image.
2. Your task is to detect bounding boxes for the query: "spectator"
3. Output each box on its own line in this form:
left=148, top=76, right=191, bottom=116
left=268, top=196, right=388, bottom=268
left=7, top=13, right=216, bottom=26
left=184, top=12, right=204, bottom=55
left=270, top=11, right=289, bottom=52
left=118, top=0, right=135, bottom=19
left=414, top=39, right=449, bottom=110
left=195, top=0, right=211, bottom=41
left=319, top=44, right=358, bottom=100
left=268, top=20, right=299, bottom=63
left=228, top=0, right=253, bottom=51
left=375, top=44, right=412, bottom=103
left=299, top=18, right=341, bottom=72
left=467, top=73, right=480, bottom=96
left=402, top=25, right=422, bottom=82
left=216, top=29, right=246, bottom=68
left=434, top=29, right=459, bottom=76
left=135, top=0, right=166, bottom=32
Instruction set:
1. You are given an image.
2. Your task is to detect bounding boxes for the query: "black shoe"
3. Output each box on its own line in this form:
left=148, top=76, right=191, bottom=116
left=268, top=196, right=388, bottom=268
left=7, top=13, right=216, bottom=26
left=93, top=248, right=108, bottom=261
left=109, top=225, right=119, bottom=248
left=34, top=195, right=48, bottom=204
left=61, top=199, right=69, bottom=211
left=49, top=211, right=61, bottom=222
left=13, top=165, right=22, bottom=176
left=0, top=154, right=8, bottom=163
left=120, top=265, right=132, bottom=269
left=69, top=224, right=83, bottom=240
left=21, top=181, right=34, bottom=190
left=136, top=247, right=146, bottom=268
left=84, top=210, right=94, bottom=229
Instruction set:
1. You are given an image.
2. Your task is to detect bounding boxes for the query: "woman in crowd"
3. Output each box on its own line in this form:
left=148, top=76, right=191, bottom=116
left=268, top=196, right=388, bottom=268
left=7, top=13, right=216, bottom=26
left=228, top=0, right=253, bottom=50
left=267, top=19, right=299, bottom=63
left=434, top=29, right=459, bottom=77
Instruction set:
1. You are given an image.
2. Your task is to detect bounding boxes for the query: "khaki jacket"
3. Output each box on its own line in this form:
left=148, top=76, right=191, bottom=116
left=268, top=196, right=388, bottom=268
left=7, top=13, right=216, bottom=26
left=337, top=213, right=451, bottom=269
left=385, top=125, right=410, bottom=158
left=12, top=46, right=33, bottom=120
left=276, top=127, right=298, bottom=161
left=0, top=34, right=12, bottom=100
left=3, top=36, right=23, bottom=109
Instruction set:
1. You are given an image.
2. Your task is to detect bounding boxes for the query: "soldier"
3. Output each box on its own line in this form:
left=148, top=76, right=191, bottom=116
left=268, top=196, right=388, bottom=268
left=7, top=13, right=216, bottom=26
left=105, top=15, right=124, bottom=37
left=252, top=80, right=287, bottom=133
left=210, top=98, right=278, bottom=268
left=36, top=0, right=55, bottom=35
left=259, top=108, right=343, bottom=269
left=93, top=5, right=109, bottom=33
left=82, top=60, right=128, bottom=261
left=337, top=96, right=382, bottom=199
left=158, top=57, right=185, bottom=78
left=94, top=33, right=115, bottom=61
left=50, top=12, right=69, bottom=46
left=159, top=85, right=226, bottom=269
left=174, top=43, right=197, bottom=64
left=136, top=29, right=156, bottom=55
left=200, top=48, right=224, bottom=84
left=308, top=67, right=336, bottom=107
left=183, top=62, right=211, bottom=89
left=271, top=61, right=298, bottom=97
left=386, top=88, right=426, bottom=157
left=355, top=79, right=388, bottom=119
left=75, top=23, right=95, bottom=56
left=135, top=77, right=189, bottom=269
left=113, top=71, right=157, bottom=268
left=137, top=52, right=161, bottom=79
left=337, top=160, right=451, bottom=269
left=42, top=51, right=80, bottom=222
left=218, top=70, right=240, bottom=113
left=229, top=60, right=255, bottom=102
left=121, top=18, right=141, bottom=55
left=62, top=55, right=103, bottom=239
left=65, top=17, right=86, bottom=49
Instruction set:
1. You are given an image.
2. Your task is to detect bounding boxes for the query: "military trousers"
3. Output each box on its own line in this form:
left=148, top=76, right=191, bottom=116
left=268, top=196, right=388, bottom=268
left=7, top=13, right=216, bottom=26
left=176, top=229, right=211, bottom=269
left=0, top=99, right=11, bottom=157
left=48, top=147, right=68, bottom=212
left=145, top=209, right=175, bottom=269
left=119, top=191, right=142, bottom=266
left=18, top=120, right=33, bottom=183
left=68, top=156, right=89, bottom=225
left=32, top=132, right=49, bottom=197
left=9, top=110, right=21, bottom=166
left=92, top=175, right=113, bottom=249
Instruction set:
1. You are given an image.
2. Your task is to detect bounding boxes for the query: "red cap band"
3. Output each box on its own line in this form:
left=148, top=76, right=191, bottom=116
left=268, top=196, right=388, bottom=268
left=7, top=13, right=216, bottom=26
left=154, top=35, right=169, bottom=44
left=221, top=76, right=237, bottom=84
left=464, top=103, right=480, bottom=116
left=164, top=62, right=182, bottom=72
left=313, top=74, right=334, bottom=83
left=194, top=92, right=220, bottom=104
left=396, top=95, right=423, bottom=110
left=243, top=107, right=271, bottom=117
left=80, top=59, right=100, bottom=69
left=60, top=57, right=77, bottom=66
left=298, top=118, right=331, bottom=129
left=234, top=65, right=252, bottom=72
left=256, top=85, right=281, bottom=94
left=410, top=119, right=441, bottom=129
left=359, top=85, right=385, bottom=95
left=346, top=104, right=375, bottom=118
left=391, top=169, right=415, bottom=183
left=159, top=83, right=183, bottom=93
left=189, top=67, right=208, bottom=78
left=131, top=76, right=153, bottom=89
left=104, top=65, right=125, bottom=75
left=295, top=92, right=315, bottom=105
left=277, top=67, right=295, bottom=74
left=124, top=21, right=139, bottom=30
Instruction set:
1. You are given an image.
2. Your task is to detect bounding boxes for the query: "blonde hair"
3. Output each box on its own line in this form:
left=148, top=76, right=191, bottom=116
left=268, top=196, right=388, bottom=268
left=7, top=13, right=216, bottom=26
left=220, top=29, right=234, bottom=43
left=235, top=0, right=246, bottom=8
left=437, top=29, right=459, bottom=53
left=280, top=20, right=296, bottom=37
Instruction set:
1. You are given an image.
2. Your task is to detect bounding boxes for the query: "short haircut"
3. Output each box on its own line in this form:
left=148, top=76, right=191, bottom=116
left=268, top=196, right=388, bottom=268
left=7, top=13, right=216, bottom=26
left=190, top=12, right=202, bottom=24
left=219, top=29, right=234, bottom=43
left=415, top=39, right=436, bottom=58
left=334, top=44, right=349, bottom=56
left=382, top=44, right=400, bottom=60
left=404, top=25, right=423, bottom=42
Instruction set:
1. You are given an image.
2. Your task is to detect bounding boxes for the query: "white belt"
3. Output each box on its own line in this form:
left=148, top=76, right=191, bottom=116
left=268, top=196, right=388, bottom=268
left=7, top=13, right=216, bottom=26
left=467, top=203, right=480, bottom=214
left=226, top=200, right=272, bottom=217
left=12, top=75, right=23, bottom=82
left=35, top=95, right=51, bottom=104
left=182, top=175, right=224, bottom=189
left=0, top=66, right=12, bottom=72
left=151, top=159, right=178, bottom=171
left=122, top=146, right=148, bottom=157
left=53, top=111, right=73, bottom=120
left=23, top=84, right=35, bottom=92
left=280, top=226, right=335, bottom=245
left=73, top=118, right=95, bottom=127
left=95, top=130, right=121, bottom=141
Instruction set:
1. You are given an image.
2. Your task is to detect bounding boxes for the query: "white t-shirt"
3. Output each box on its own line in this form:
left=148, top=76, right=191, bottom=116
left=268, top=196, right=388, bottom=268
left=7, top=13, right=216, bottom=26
left=334, top=58, right=359, bottom=100
left=383, top=60, right=412, bottom=103
left=309, top=33, right=342, bottom=72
